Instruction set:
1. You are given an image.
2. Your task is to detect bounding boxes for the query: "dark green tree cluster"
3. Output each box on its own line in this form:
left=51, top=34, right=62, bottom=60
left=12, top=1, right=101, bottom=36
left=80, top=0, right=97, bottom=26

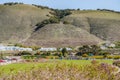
left=61, top=48, right=68, bottom=57
left=4, top=2, right=23, bottom=5
left=32, top=4, right=50, bottom=9
left=35, top=9, right=72, bottom=31
left=52, top=9, right=72, bottom=19
left=97, top=9, right=120, bottom=13
left=76, top=45, right=101, bottom=56
left=35, top=16, right=60, bottom=31
left=115, top=41, right=120, bottom=48
left=15, top=51, right=32, bottom=56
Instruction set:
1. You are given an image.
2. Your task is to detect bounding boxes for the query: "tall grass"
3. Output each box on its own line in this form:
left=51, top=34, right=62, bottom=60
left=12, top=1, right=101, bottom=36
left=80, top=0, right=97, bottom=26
left=1, top=60, right=119, bottom=80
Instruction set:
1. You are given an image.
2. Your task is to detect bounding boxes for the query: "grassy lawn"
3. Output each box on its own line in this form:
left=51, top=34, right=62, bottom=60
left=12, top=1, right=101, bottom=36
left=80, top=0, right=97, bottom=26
left=61, top=59, right=113, bottom=65
left=0, top=62, right=54, bottom=75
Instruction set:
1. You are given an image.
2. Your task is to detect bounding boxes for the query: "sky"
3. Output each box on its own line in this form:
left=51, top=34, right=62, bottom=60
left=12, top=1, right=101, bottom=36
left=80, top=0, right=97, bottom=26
left=0, top=0, right=120, bottom=11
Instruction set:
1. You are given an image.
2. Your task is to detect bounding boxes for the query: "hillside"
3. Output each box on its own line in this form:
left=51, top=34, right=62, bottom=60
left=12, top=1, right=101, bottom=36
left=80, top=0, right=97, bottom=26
left=25, top=24, right=102, bottom=47
left=0, top=4, right=120, bottom=47
left=63, top=10, right=120, bottom=41
left=0, top=4, right=51, bottom=43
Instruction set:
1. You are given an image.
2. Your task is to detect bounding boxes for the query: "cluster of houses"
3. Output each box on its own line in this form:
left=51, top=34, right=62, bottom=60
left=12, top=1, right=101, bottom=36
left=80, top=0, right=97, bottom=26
left=39, top=47, right=72, bottom=51
left=100, top=41, right=116, bottom=50
left=0, top=45, right=33, bottom=51
left=100, top=41, right=120, bottom=55
left=0, top=44, right=73, bottom=52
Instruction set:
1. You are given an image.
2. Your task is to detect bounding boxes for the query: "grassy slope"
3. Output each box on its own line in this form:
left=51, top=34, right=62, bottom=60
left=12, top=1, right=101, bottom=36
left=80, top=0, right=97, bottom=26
left=0, top=5, right=120, bottom=47
left=0, top=4, right=51, bottom=43
left=63, top=10, right=120, bottom=41
left=0, top=60, right=113, bottom=75
left=26, top=23, right=102, bottom=47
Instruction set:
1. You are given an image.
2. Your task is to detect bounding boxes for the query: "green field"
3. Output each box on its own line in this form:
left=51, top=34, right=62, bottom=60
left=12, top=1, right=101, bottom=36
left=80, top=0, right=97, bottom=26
left=0, top=60, right=113, bottom=75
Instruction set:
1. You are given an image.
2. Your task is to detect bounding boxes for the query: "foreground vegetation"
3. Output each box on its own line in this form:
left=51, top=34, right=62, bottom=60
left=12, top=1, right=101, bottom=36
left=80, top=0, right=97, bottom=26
left=1, top=60, right=120, bottom=80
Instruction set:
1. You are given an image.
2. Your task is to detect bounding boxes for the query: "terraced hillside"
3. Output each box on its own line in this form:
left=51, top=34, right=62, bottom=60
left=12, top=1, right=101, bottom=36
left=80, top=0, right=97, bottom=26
left=0, top=4, right=120, bottom=47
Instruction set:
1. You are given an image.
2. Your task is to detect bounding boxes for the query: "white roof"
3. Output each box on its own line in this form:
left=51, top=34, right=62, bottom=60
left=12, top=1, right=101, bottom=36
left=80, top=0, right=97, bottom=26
left=39, top=47, right=57, bottom=51
left=0, top=45, right=33, bottom=51
left=60, top=48, right=72, bottom=51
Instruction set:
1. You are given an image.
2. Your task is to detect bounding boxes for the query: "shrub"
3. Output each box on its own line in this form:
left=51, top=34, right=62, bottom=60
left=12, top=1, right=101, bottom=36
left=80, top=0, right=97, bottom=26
left=45, top=56, right=59, bottom=59
left=113, top=60, right=120, bottom=67
left=22, top=55, right=37, bottom=59
left=4, top=2, right=23, bottom=5
left=18, top=51, right=32, bottom=56
left=115, top=41, right=120, bottom=48
left=14, top=43, right=25, bottom=47
left=49, top=16, right=60, bottom=23
left=107, top=56, right=113, bottom=59
left=82, top=54, right=88, bottom=57
left=63, top=21, right=70, bottom=24
left=34, top=51, right=41, bottom=55
left=114, top=56, right=120, bottom=59
left=32, top=4, right=50, bottom=9
left=53, top=9, right=72, bottom=19
left=90, top=56, right=104, bottom=59
left=35, top=16, right=60, bottom=31
left=107, top=55, right=120, bottom=59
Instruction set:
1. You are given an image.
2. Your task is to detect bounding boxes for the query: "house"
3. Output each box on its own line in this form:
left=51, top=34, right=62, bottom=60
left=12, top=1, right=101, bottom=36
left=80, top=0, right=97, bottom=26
left=100, top=41, right=116, bottom=50
left=59, top=47, right=73, bottom=51
left=39, top=47, right=57, bottom=51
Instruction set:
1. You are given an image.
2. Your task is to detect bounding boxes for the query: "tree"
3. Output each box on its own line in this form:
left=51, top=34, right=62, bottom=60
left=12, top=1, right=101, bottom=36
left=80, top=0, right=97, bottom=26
left=115, top=41, right=120, bottom=48
left=61, top=48, right=68, bottom=57
left=53, top=9, right=72, bottom=19
left=78, top=45, right=101, bottom=56
left=78, top=45, right=91, bottom=55
left=17, top=51, right=32, bottom=56
left=49, top=16, right=60, bottom=23
left=90, top=45, right=101, bottom=55
left=77, top=8, right=80, bottom=10
left=4, top=2, right=23, bottom=5
left=35, top=16, right=60, bottom=31
left=63, top=21, right=70, bottom=24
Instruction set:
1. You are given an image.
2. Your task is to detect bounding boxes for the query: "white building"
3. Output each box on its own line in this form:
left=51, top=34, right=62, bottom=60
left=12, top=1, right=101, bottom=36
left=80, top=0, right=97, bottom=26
left=0, top=45, right=33, bottom=51
left=100, top=41, right=116, bottom=50
left=39, top=47, right=57, bottom=51
left=59, top=47, right=72, bottom=51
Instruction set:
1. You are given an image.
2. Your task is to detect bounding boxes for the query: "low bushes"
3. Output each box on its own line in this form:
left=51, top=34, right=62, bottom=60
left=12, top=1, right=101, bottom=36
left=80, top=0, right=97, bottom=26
left=15, top=51, right=32, bottom=56
left=89, top=55, right=120, bottom=59
left=90, top=56, right=104, bottom=59
left=45, top=56, right=59, bottom=59
left=113, top=60, right=120, bottom=67
left=107, top=55, right=120, bottom=59
left=22, top=55, right=37, bottom=59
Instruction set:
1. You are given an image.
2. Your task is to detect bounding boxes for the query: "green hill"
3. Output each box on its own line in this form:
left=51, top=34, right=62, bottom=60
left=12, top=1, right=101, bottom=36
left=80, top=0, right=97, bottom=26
left=0, top=4, right=120, bottom=47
